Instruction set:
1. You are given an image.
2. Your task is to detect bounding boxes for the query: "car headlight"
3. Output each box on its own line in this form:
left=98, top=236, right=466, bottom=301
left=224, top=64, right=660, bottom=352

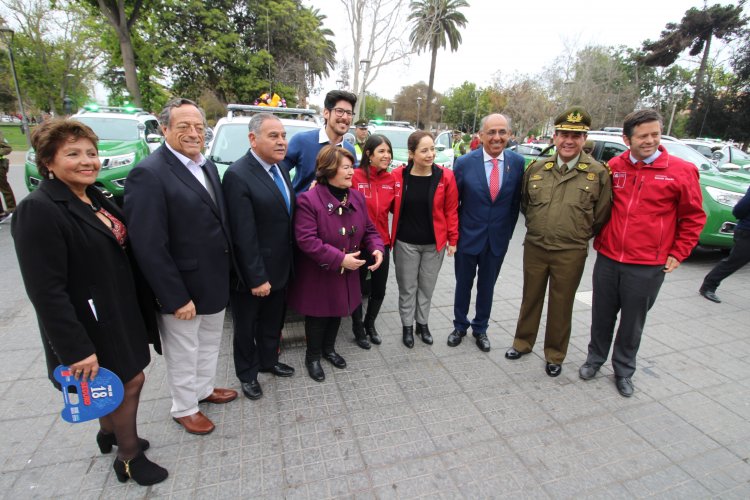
left=705, top=186, right=745, bottom=207
left=26, top=150, right=36, bottom=163
left=101, top=152, right=136, bottom=169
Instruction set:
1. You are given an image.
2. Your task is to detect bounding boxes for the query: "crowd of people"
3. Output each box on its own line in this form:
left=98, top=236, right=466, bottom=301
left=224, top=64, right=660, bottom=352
left=14, top=88, right=750, bottom=488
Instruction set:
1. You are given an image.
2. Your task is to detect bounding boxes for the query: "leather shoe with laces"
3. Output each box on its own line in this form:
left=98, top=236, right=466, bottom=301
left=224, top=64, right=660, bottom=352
left=416, top=323, right=433, bottom=345
left=323, top=351, right=347, bottom=369
left=545, top=363, right=562, bottom=377
left=241, top=380, right=263, bottom=400
left=616, top=376, right=634, bottom=397
left=447, top=329, right=466, bottom=347
left=305, top=360, right=325, bottom=382
left=199, top=387, right=238, bottom=404
left=259, top=362, right=295, bottom=377
left=504, top=347, right=528, bottom=360
left=699, top=288, right=721, bottom=303
left=578, top=363, right=598, bottom=380
left=173, top=411, right=215, bottom=435
left=475, top=333, right=491, bottom=352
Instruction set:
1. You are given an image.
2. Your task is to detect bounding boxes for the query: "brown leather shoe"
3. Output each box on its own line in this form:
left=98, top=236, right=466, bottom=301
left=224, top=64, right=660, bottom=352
left=173, top=411, right=215, bottom=435
left=199, top=388, right=238, bottom=404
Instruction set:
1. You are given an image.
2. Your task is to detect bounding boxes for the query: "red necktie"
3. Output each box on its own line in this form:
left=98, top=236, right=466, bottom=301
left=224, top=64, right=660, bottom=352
left=489, top=157, right=500, bottom=201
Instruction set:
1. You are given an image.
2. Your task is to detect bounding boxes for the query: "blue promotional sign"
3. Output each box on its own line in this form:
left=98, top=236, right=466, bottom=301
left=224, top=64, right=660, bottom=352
left=53, top=365, right=124, bottom=423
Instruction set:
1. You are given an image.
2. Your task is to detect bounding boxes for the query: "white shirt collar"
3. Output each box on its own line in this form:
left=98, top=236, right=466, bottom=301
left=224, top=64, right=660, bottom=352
left=165, top=141, right=206, bottom=168
left=482, top=148, right=504, bottom=164
left=318, top=127, right=344, bottom=146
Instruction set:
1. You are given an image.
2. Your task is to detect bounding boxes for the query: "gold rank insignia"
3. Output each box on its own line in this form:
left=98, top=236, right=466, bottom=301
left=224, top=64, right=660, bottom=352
left=587, top=173, right=596, bottom=181
left=544, top=162, right=554, bottom=170
left=530, top=174, right=542, bottom=181
left=567, top=111, right=583, bottom=123
left=578, top=163, right=589, bottom=170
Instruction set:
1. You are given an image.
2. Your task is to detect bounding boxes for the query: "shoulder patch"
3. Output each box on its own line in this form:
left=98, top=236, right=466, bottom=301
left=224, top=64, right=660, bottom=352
left=544, top=162, right=555, bottom=170
left=587, top=173, right=596, bottom=181
left=578, top=163, right=589, bottom=170
left=530, top=174, right=542, bottom=181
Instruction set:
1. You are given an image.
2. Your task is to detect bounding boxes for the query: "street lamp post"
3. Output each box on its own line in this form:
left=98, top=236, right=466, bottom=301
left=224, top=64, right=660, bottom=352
left=440, top=105, right=445, bottom=131
left=0, top=27, right=31, bottom=148
left=391, top=102, right=396, bottom=120
left=359, top=59, right=371, bottom=120
left=416, top=96, right=423, bottom=129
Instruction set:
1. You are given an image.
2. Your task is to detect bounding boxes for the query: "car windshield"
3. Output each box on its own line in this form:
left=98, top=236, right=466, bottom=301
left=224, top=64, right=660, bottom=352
left=77, top=117, right=141, bottom=141
left=209, top=122, right=317, bottom=165
left=377, top=129, right=412, bottom=150
left=515, top=145, right=542, bottom=155
left=661, top=141, right=718, bottom=173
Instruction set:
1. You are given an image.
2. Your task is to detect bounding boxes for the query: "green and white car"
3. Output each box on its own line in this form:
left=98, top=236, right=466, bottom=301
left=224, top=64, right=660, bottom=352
left=25, top=106, right=161, bottom=201
left=369, top=123, right=454, bottom=170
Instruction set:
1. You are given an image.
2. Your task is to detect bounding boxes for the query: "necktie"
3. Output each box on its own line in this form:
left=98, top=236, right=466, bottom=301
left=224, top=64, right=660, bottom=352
left=271, top=165, right=291, bottom=213
left=489, top=157, right=500, bottom=201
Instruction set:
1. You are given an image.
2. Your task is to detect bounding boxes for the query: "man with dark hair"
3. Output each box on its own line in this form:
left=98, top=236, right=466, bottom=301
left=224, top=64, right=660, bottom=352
left=579, top=109, right=705, bottom=397
left=125, top=98, right=237, bottom=435
left=285, top=90, right=358, bottom=193
left=223, top=113, right=296, bottom=401
left=506, top=107, right=611, bottom=377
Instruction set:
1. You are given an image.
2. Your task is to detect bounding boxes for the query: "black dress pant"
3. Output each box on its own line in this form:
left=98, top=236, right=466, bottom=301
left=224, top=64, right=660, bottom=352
left=702, top=228, right=750, bottom=291
left=586, top=254, right=665, bottom=378
left=305, top=316, right=341, bottom=362
left=231, top=288, right=286, bottom=383
left=359, top=247, right=390, bottom=300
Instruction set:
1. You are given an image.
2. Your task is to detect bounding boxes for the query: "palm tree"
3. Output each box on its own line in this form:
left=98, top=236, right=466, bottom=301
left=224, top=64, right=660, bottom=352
left=408, top=0, right=468, bottom=129
left=641, top=2, right=746, bottom=132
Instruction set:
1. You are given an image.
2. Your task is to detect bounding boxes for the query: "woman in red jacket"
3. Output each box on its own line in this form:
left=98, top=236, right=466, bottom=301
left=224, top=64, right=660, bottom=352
left=350, top=134, right=396, bottom=349
left=392, top=131, right=459, bottom=348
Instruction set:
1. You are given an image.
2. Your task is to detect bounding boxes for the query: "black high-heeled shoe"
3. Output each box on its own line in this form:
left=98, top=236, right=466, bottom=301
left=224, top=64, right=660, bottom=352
left=113, top=451, right=168, bottom=486
left=97, top=431, right=150, bottom=454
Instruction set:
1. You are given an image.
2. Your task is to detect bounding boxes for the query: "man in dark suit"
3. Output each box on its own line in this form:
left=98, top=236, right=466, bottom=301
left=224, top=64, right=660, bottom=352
left=448, top=114, right=524, bottom=352
left=222, top=113, right=296, bottom=400
left=125, top=98, right=237, bottom=435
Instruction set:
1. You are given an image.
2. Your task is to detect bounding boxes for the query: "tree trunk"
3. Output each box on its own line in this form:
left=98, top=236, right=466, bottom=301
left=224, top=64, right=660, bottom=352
left=115, top=17, right=142, bottom=108
left=425, top=41, right=438, bottom=130
left=690, top=34, right=712, bottom=115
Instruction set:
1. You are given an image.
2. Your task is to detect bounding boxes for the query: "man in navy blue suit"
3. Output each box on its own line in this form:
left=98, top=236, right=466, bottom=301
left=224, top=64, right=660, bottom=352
left=447, top=114, right=524, bottom=352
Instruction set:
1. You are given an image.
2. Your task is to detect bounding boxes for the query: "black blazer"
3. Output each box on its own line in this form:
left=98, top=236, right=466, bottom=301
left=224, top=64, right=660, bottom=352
left=11, top=179, right=158, bottom=388
left=124, top=145, right=232, bottom=314
left=222, top=151, right=295, bottom=291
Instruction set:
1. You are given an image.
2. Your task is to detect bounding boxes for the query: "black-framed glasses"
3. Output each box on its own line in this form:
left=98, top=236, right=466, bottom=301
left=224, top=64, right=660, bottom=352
left=331, top=107, right=353, bottom=117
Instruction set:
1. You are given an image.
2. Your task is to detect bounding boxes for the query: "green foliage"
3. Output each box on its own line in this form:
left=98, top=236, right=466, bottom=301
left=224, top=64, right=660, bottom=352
left=0, top=124, right=33, bottom=149
left=407, top=0, right=469, bottom=126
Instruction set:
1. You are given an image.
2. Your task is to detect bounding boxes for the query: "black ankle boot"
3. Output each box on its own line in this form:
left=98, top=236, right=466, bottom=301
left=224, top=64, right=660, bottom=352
left=402, top=326, right=414, bottom=348
left=113, top=451, right=168, bottom=486
left=416, top=323, right=433, bottom=345
left=352, top=305, right=370, bottom=349
left=97, top=431, right=150, bottom=454
left=365, top=297, right=384, bottom=345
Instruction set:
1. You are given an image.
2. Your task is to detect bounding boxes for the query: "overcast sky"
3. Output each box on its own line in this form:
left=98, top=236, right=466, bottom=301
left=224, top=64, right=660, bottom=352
left=306, top=0, right=745, bottom=105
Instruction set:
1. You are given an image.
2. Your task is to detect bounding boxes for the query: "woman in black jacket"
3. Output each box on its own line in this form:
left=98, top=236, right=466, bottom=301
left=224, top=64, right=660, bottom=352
left=11, top=119, right=167, bottom=486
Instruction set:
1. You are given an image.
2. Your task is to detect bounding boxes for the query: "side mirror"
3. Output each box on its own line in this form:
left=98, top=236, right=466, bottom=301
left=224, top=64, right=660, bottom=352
left=435, top=144, right=446, bottom=152
left=146, top=134, right=162, bottom=144
left=711, top=151, right=724, bottom=161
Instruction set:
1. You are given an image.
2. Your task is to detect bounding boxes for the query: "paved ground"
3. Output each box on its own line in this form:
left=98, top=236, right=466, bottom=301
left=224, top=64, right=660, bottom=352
left=1, top=155, right=750, bottom=498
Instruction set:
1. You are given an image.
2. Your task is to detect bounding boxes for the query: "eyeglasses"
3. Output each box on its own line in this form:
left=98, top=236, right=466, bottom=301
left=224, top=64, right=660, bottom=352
left=331, top=107, right=353, bottom=117
left=173, top=123, right=206, bottom=134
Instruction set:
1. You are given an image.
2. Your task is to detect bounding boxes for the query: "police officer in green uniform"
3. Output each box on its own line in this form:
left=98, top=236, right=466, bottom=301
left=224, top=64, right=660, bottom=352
left=353, top=119, right=368, bottom=158
left=505, top=106, right=612, bottom=377
left=0, top=130, right=16, bottom=222
left=451, top=130, right=466, bottom=157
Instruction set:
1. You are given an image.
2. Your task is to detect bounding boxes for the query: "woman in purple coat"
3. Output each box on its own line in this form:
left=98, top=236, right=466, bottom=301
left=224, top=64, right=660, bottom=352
left=288, top=146, right=384, bottom=382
